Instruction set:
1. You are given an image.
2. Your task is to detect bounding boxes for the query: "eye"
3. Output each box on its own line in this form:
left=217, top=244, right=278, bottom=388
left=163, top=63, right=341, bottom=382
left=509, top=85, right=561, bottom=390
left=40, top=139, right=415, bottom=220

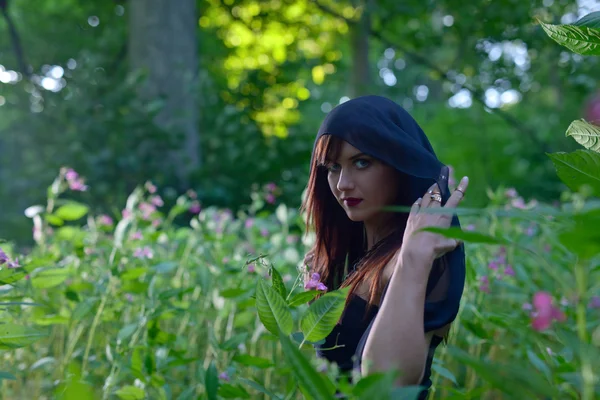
left=355, top=159, right=371, bottom=169
left=327, top=163, right=341, bottom=173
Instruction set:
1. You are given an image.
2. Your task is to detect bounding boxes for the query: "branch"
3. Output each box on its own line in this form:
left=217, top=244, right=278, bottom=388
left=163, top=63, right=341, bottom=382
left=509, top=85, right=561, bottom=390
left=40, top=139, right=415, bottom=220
left=313, top=0, right=552, bottom=153
left=1, top=1, right=32, bottom=79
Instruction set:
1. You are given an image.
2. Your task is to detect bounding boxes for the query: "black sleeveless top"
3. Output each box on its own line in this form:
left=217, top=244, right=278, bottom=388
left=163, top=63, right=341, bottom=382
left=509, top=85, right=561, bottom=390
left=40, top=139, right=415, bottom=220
left=314, top=294, right=442, bottom=399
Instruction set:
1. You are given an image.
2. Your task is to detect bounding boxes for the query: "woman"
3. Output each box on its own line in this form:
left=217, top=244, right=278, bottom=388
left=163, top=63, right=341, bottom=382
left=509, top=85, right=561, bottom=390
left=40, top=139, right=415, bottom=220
left=301, top=95, right=468, bottom=398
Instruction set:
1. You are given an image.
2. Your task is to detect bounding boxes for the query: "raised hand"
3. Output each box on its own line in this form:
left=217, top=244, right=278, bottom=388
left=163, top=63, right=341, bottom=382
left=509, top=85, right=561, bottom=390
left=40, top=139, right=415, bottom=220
left=400, top=176, right=470, bottom=267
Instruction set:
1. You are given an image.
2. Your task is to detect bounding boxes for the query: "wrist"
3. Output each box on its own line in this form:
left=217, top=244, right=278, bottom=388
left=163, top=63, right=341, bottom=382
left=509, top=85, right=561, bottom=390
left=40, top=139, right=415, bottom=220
left=398, top=249, right=434, bottom=280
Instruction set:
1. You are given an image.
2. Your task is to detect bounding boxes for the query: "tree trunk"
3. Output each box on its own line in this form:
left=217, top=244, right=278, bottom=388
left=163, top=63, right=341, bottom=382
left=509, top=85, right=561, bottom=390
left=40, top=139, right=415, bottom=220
left=350, top=0, right=371, bottom=98
left=128, top=0, right=200, bottom=187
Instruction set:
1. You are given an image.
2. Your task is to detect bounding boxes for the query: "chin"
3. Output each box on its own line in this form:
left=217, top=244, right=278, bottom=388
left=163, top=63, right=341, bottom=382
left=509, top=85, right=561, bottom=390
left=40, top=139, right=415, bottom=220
left=344, top=210, right=366, bottom=222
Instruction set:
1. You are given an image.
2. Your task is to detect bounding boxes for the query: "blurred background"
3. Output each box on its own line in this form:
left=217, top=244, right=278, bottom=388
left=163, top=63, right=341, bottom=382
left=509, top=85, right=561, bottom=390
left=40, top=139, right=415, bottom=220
left=1, top=0, right=599, bottom=246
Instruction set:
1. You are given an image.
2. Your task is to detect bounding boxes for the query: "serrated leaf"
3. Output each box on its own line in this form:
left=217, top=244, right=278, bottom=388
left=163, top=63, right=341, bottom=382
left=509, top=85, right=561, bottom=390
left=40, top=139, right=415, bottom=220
left=115, top=385, right=145, bottom=400
left=232, top=354, right=274, bottom=369
left=31, top=268, right=73, bottom=289
left=278, top=330, right=336, bottom=400
left=288, top=290, right=320, bottom=307
left=255, top=280, right=293, bottom=336
left=270, top=266, right=287, bottom=300
left=55, top=202, right=89, bottom=221
left=540, top=21, right=600, bottom=55
left=300, top=288, right=349, bottom=343
left=547, top=149, right=600, bottom=196
left=566, top=119, right=600, bottom=152
left=0, top=324, right=46, bottom=349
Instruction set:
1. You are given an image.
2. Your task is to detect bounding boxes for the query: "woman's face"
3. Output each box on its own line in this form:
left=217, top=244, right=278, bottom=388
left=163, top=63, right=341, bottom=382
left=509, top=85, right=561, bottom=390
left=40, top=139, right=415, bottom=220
left=325, top=140, right=401, bottom=224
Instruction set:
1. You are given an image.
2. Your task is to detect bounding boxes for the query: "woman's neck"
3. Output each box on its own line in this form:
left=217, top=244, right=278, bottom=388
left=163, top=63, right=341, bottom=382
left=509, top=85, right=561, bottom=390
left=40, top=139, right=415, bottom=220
left=364, top=216, right=397, bottom=250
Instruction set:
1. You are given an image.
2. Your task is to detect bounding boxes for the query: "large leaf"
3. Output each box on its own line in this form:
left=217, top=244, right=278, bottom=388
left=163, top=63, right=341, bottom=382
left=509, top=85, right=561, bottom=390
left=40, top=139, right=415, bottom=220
left=277, top=330, right=336, bottom=400
left=205, top=361, right=219, bottom=400
left=288, top=290, right=320, bottom=308
left=232, top=354, right=274, bottom=369
left=238, top=377, right=283, bottom=400
left=574, top=11, right=600, bottom=29
left=255, top=279, right=293, bottom=336
left=566, top=119, right=600, bottom=152
left=300, top=287, right=349, bottom=343
left=558, top=208, right=600, bottom=259
left=115, top=386, right=145, bottom=400
left=540, top=21, right=600, bottom=55
left=0, top=324, right=46, bottom=349
left=31, top=268, right=73, bottom=289
left=54, top=202, right=89, bottom=221
left=547, top=150, right=600, bottom=196
left=270, top=266, right=287, bottom=300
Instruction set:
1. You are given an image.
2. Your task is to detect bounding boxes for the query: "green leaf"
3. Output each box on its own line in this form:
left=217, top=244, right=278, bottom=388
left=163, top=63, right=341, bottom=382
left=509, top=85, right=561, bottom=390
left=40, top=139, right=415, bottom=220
left=300, top=288, right=349, bottom=343
left=45, top=214, right=64, bottom=227
left=220, top=288, right=248, bottom=298
left=566, top=119, right=600, bottom=152
left=117, top=323, right=138, bottom=342
left=288, top=290, right=320, bottom=307
left=71, top=298, right=97, bottom=322
left=0, top=267, right=28, bottom=285
left=220, top=333, right=249, bottom=350
left=277, top=330, right=336, bottom=400
left=540, top=21, right=600, bottom=55
left=270, top=266, right=287, bottom=300
left=0, top=324, right=46, bottom=349
left=353, top=371, right=397, bottom=398
left=238, top=377, right=283, bottom=400
left=232, top=354, right=274, bottom=369
left=54, top=202, right=89, bottom=221
left=255, top=279, right=293, bottom=336
left=0, top=371, right=16, bottom=381
left=547, top=150, right=600, bottom=196
left=419, top=227, right=509, bottom=245
left=115, top=385, right=145, bottom=400
left=574, top=11, right=600, bottom=29
left=205, top=361, right=219, bottom=400
left=218, top=384, right=250, bottom=398
left=121, top=267, right=149, bottom=281
left=431, top=363, right=458, bottom=385
left=31, top=268, right=73, bottom=289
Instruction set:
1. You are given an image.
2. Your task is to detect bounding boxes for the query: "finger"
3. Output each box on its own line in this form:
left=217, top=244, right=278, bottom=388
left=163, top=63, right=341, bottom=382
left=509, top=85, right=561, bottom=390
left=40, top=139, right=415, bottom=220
left=427, top=184, right=442, bottom=208
left=410, top=197, right=422, bottom=214
left=421, top=183, right=439, bottom=208
left=445, top=176, right=469, bottom=209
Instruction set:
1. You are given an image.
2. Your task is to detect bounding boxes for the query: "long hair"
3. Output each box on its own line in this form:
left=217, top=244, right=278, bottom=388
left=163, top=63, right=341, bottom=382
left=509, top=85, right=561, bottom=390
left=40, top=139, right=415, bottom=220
left=300, top=135, right=413, bottom=320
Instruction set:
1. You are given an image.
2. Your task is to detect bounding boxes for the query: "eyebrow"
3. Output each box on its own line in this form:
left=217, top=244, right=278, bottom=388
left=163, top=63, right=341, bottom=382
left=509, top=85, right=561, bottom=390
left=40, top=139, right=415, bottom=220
left=324, top=152, right=370, bottom=164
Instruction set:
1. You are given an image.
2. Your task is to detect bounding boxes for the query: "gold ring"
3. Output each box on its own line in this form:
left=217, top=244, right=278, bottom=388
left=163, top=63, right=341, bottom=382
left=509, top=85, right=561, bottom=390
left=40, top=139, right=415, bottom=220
left=430, top=193, right=442, bottom=202
left=455, top=188, right=465, bottom=195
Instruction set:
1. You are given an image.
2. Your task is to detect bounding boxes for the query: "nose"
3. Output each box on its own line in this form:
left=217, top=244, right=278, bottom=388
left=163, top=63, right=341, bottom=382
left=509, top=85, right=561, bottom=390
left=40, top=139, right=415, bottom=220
left=336, top=169, right=354, bottom=192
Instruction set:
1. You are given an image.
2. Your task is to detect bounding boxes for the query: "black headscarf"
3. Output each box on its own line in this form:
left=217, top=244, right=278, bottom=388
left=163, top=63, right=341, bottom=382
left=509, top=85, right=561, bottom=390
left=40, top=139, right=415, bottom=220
left=312, top=95, right=466, bottom=366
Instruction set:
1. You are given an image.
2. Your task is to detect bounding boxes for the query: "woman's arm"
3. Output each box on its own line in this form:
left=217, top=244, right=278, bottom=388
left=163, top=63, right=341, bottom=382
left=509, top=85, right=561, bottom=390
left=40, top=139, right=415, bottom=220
left=361, top=250, right=438, bottom=386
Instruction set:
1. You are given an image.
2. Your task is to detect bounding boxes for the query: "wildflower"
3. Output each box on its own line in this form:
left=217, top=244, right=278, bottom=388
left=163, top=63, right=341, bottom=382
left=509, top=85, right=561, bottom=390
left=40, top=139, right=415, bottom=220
left=122, top=209, right=132, bottom=219
left=145, top=181, right=157, bottom=194
left=304, top=273, right=328, bottom=291
left=133, top=246, right=154, bottom=259
left=511, top=197, right=526, bottom=209
left=65, top=168, right=79, bottom=181
left=504, top=265, right=515, bottom=276
left=505, top=188, right=518, bottom=198
left=139, top=202, right=156, bottom=220
left=0, top=248, right=9, bottom=265
left=260, top=228, right=269, bottom=237
left=151, top=219, right=161, bottom=228
left=488, top=261, right=499, bottom=271
left=150, top=195, right=164, bottom=207
left=588, top=296, right=600, bottom=309
left=187, top=189, right=198, bottom=199
left=531, top=291, right=566, bottom=331
left=98, top=215, right=114, bottom=226
left=479, top=276, right=490, bottom=293
left=7, top=258, right=20, bottom=269
left=266, top=193, right=276, bottom=204
left=130, top=231, right=143, bottom=240
left=245, top=218, right=254, bottom=229
left=218, top=372, right=230, bottom=382
left=64, top=168, right=88, bottom=191
left=248, top=264, right=256, bottom=273
left=189, top=201, right=201, bottom=214
left=265, top=182, right=277, bottom=192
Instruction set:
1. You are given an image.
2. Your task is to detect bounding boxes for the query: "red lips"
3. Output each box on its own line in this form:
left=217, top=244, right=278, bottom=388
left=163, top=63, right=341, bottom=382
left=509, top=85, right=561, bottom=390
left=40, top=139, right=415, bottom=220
left=343, top=198, right=363, bottom=207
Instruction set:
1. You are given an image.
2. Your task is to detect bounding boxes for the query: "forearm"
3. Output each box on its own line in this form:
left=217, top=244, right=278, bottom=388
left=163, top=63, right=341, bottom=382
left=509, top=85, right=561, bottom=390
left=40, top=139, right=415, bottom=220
left=361, top=253, right=432, bottom=385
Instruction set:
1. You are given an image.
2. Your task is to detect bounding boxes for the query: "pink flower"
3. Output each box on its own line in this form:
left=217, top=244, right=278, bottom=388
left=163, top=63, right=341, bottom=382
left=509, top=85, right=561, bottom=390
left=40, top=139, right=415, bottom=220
left=304, top=272, right=328, bottom=291
left=133, top=246, right=154, bottom=259
left=145, top=181, right=157, bottom=194
left=187, top=189, right=198, bottom=199
left=0, top=248, right=9, bottom=265
left=189, top=201, right=201, bottom=214
left=465, top=224, right=476, bottom=231
left=479, top=276, right=490, bottom=293
left=488, top=261, right=499, bottom=270
left=64, top=168, right=88, bottom=191
left=65, top=168, right=79, bottom=181
left=69, top=180, right=88, bottom=192
left=265, top=182, right=277, bottom=192
left=245, top=218, right=254, bottom=229
left=511, top=197, right=526, bottom=209
left=122, top=209, right=132, bottom=219
left=151, top=195, right=164, bottom=207
left=98, top=214, right=113, bottom=226
left=152, top=218, right=162, bottom=228
left=248, top=264, right=256, bottom=273
left=0, top=248, right=19, bottom=268
left=139, top=202, right=156, bottom=220
left=7, top=258, right=20, bottom=269
left=531, top=291, right=566, bottom=331
left=504, top=265, right=515, bottom=276
left=260, top=228, right=269, bottom=237
left=266, top=193, right=276, bottom=204
left=130, top=231, right=143, bottom=240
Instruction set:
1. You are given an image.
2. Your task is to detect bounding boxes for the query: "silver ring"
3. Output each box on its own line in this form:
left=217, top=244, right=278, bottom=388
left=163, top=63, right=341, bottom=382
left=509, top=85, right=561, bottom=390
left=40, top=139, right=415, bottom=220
left=430, top=193, right=442, bottom=203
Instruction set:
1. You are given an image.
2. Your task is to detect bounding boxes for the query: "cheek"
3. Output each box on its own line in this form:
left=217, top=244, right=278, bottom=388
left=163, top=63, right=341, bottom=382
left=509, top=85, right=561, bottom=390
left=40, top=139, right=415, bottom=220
left=327, top=174, right=338, bottom=193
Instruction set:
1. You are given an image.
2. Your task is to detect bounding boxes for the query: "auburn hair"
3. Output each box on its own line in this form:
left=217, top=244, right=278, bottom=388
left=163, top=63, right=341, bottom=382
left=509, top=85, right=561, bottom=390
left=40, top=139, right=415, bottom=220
left=300, top=135, right=413, bottom=320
